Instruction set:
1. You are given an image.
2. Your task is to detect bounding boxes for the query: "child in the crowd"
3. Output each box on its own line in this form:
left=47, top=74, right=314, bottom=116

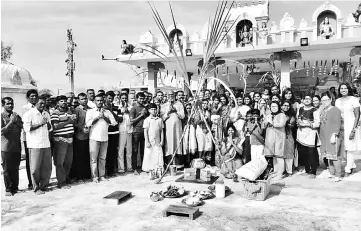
left=142, top=103, right=164, bottom=174
left=241, top=110, right=254, bottom=163
left=249, top=109, right=265, bottom=160
left=242, top=109, right=265, bottom=163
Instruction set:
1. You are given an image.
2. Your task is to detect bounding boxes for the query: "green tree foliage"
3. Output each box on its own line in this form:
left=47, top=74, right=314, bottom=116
left=1, top=41, right=13, bottom=62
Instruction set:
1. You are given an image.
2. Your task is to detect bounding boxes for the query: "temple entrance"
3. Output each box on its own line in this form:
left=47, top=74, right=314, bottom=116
left=236, top=19, right=253, bottom=47
left=317, top=10, right=337, bottom=39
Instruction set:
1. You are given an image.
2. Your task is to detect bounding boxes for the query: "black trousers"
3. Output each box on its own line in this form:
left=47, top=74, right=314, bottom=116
left=1, top=151, right=21, bottom=192
left=106, top=134, right=119, bottom=176
left=243, top=137, right=251, bottom=164
left=298, top=144, right=318, bottom=175
left=23, top=141, right=32, bottom=187
left=70, top=138, right=91, bottom=180
left=132, top=132, right=145, bottom=170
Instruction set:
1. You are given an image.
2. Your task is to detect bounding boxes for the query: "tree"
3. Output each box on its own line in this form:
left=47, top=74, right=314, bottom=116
left=1, top=41, right=13, bottom=62
left=38, top=88, right=54, bottom=96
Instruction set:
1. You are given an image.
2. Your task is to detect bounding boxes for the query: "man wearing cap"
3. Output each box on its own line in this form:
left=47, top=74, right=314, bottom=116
left=51, top=95, right=76, bottom=189
left=161, top=90, right=185, bottom=167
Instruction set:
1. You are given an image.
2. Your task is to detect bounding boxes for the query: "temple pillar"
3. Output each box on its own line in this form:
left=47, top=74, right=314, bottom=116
left=147, top=62, right=164, bottom=94
left=280, top=51, right=291, bottom=92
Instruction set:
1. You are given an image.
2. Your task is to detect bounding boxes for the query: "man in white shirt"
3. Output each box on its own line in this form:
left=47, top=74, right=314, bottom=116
left=86, top=94, right=117, bottom=183
left=23, top=95, right=52, bottom=195
left=21, top=89, right=39, bottom=190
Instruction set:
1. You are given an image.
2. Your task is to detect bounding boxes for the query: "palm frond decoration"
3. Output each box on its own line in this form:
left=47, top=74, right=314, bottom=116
left=255, top=61, right=280, bottom=88
left=143, top=0, right=241, bottom=183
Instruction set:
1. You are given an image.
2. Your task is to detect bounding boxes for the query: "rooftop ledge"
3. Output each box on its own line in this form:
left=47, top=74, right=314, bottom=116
left=116, top=37, right=361, bottom=67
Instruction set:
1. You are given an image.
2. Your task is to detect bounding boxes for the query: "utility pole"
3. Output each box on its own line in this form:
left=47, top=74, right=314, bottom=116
left=65, top=29, right=77, bottom=92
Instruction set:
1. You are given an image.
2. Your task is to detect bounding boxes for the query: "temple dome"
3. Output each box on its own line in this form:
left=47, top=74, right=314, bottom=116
left=1, top=62, right=37, bottom=89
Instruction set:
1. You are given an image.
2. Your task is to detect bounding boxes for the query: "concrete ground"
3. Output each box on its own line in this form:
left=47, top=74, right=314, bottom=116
left=1, top=153, right=361, bottom=231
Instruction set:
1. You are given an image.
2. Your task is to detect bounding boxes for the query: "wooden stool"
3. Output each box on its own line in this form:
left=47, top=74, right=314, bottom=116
left=102, top=191, right=132, bottom=205
left=163, top=205, right=199, bottom=220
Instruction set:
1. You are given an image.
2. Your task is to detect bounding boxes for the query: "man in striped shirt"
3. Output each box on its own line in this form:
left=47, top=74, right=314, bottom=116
left=51, top=95, right=76, bottom=189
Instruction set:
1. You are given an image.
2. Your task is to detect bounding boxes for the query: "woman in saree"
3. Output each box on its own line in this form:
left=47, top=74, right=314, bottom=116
left=216, top=124, right=244, bottom=178
left=263, top=101, right=287, bottom=179
left=195, top=99, right=213, bottom=161
left=319, top=92, right=342, bottom=182
left=230, top=94, right=251, bottom=138
left=335, top=83, right=360, bottom=177
left=219, top=94, right=232, bottom=138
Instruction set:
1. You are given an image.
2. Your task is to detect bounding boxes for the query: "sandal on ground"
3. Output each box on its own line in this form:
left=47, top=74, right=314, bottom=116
left=35, top=190, right=45, bottom=195
left=5, top=191, right=13, bottom=196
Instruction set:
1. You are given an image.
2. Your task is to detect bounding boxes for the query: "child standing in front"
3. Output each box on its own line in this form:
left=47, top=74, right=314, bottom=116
left=242, top=109, right=265, bottom=163
left=142, top=103, right=164, bottom=173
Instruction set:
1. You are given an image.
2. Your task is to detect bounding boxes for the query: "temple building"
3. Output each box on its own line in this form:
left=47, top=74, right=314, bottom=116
left=116, top=1, right=361, bottom=95
left=1, top=61, right=37, bottom=113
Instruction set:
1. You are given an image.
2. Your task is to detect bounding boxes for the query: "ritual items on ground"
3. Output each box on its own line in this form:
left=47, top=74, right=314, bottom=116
left=208, top=184, right=231, bottom=194
left=150, top=192, right=163, bottom=202
left=184, top=168, right=197, bottom=180
left=200, top=169, right=212, bottom=182
left=239, top=177, right=271, bottom=201
left=215, top=180, right=226, bottom=198
left=181, top=196, right=203, bottom=207
left=189, top=190, right=215, bottom=200
left=160, top=184, right=185, bottom=198
left=235, top=155, right=268, bottom=181
left=149, top=165, right=164, bottom=180
left=170, top=165, right=177, bottom=176
left=191, top=158, right=206, bottom=169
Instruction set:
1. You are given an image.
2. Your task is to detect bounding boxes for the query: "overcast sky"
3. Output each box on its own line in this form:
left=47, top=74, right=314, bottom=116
left=1, top=1, right=357, bottom=94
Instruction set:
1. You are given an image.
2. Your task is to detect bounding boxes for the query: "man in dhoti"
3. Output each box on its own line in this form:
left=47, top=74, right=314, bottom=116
left=161, top=90, right=185, bottom=168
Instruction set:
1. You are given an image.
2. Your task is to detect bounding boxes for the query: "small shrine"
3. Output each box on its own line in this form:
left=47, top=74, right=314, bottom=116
left=1, top=62, right=37, bottom=113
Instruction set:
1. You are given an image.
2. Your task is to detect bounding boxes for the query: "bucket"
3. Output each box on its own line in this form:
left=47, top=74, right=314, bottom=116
left=170, top=165, right=177, bottom=176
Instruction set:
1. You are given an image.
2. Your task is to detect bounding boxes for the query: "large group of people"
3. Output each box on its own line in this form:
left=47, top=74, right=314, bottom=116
left=1, top=83, right=360, bottom=196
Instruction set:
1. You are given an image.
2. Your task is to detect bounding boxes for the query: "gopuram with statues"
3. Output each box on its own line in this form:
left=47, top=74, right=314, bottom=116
left=116, top=1, right=361, bottom=97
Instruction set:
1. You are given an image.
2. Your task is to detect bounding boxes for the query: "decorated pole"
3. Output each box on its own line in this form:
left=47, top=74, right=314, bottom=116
left=65, top=29, right=77, bottom=92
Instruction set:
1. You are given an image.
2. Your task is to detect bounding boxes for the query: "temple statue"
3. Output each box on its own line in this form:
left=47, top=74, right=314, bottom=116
left=257, top=22, right=269, bottom=45
left=319, top=17, right=334, bottom=40
left=352, top=3, right=361, bottom=23
left=239, top=25, right=252, bottom=47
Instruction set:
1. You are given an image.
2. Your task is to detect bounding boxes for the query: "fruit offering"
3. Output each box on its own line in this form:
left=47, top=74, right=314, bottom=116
left=189, top=190, right=214, bottom=200
left=160, top=184, right=185, bottom=198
